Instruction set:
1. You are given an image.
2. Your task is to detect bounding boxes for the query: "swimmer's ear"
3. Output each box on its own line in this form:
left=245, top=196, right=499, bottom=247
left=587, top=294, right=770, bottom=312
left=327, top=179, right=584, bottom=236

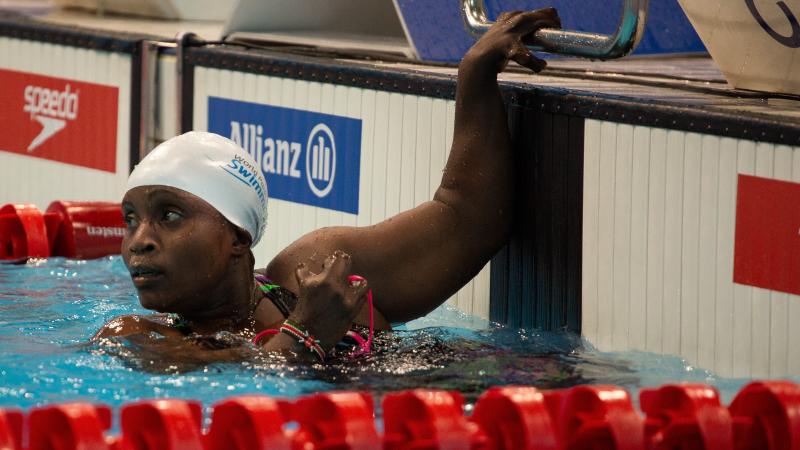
left=231, top=226, right=252, bottom=256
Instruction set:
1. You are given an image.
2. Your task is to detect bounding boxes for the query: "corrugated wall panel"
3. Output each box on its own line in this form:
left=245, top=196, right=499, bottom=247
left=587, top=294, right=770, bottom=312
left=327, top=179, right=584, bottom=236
left=583, top=119, right=800, bottom=377
left=490, top=109, right=584, bottom=331
left=0, top=37, right=131, bottom=210
left=192, top=67, right=490, bottom=319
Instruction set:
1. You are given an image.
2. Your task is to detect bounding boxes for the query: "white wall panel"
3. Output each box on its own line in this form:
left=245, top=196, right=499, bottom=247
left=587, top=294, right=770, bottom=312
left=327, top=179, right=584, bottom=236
left=193, top=67, right=490, bottom=319
left=583, top=119, right=800, bottom=377
left=0, top=37, right=131, bottom=211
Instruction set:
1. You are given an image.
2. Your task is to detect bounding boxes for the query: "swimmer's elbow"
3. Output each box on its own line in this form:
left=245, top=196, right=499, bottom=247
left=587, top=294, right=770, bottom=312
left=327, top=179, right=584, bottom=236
left=433, top=186, right=512, bottom=248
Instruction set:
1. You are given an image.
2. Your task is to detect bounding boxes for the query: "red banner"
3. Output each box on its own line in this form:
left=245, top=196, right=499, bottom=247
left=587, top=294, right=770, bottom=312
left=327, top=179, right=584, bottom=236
left=734, top=174, right=800, bottom=296
left=0, top=68, right=119, bottom=173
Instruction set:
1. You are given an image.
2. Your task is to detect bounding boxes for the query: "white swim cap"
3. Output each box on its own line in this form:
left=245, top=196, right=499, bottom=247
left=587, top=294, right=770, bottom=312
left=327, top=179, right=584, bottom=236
left=126, top=131, right=268, bottom=247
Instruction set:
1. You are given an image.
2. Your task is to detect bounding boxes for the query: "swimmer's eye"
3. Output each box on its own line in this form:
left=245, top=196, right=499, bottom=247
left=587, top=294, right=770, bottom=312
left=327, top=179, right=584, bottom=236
left=123, top=214, right=138, bottom=229
left=163, top=210, right=182, bottom=222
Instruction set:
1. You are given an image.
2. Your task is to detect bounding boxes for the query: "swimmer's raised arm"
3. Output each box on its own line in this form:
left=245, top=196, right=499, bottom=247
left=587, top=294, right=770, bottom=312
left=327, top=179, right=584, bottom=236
left=266, top=9, right=561, bottom=324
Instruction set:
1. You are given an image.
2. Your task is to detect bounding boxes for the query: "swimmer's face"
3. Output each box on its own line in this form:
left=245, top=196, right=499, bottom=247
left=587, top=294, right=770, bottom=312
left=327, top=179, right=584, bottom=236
left=121, top=186, right=238, bottom=314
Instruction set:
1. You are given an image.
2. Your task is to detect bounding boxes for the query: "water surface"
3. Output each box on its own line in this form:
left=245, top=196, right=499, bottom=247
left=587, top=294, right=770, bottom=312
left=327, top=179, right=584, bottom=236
left=0, top=256, right=756, bottom=416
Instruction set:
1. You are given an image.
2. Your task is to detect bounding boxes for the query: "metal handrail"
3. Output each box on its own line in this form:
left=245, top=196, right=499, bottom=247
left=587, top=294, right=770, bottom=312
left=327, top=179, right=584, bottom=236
left=461, top=0, right=649, bottom=60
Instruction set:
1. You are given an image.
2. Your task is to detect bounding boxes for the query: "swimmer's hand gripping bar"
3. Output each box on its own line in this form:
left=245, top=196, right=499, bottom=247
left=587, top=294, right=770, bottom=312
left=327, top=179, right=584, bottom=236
left=461, top=0, right=649, bottom=60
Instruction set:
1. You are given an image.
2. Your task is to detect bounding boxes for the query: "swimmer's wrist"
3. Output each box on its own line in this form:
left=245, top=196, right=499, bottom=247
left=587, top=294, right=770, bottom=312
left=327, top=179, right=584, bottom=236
left=461, top=46, right=505, bottom=76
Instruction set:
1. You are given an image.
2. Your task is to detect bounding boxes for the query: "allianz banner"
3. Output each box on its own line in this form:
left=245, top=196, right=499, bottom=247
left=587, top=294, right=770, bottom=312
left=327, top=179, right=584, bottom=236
left=208, top=97, right=362, bottom=214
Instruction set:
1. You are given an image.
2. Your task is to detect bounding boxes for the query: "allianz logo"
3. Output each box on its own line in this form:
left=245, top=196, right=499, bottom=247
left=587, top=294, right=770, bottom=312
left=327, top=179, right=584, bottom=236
left=229, top=120, right=337, bottom=198
left=23, top=84, right=79, bottom=152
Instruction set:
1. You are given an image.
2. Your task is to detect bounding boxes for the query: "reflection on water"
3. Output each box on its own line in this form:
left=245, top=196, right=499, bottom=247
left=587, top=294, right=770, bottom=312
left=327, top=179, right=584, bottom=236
left=89, top=325, right=639, bottom=405
left=0, top=256, right=752, bottom=413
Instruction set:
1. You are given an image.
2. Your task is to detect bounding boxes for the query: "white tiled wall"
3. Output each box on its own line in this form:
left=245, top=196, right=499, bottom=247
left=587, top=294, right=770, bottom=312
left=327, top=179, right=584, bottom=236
left=583, top=119, right=800, bottom=377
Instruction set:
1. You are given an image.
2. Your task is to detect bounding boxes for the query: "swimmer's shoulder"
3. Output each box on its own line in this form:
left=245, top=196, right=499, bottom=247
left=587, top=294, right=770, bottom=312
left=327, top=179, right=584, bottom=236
left=263, top=226, right=347, bottom=288
left=263, top=227, right=393, bottom=331
left=92, top=314, right=184, bottom=340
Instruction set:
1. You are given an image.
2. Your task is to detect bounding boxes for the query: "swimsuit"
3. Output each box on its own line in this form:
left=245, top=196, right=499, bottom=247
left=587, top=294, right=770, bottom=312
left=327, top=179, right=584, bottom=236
left=254, top=273, right=298, bottom=319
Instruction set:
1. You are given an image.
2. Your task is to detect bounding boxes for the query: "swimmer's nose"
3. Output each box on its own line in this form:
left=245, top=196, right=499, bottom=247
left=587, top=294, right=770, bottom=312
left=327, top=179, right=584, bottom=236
left=127, top=222, right=157, bottom=255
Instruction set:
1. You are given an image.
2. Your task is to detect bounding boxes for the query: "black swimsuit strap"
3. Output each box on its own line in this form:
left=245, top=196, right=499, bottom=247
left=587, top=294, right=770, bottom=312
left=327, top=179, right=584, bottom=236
left=254, top=274, right=298, bottom=318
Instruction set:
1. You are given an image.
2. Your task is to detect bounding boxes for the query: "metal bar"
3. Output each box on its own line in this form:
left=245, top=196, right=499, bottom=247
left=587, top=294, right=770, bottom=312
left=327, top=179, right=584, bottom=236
left=461, top=0, right=649, bottom=60
left=176, top=32, right=198, bottom=135
left=138, top=40, right=158, bottom=163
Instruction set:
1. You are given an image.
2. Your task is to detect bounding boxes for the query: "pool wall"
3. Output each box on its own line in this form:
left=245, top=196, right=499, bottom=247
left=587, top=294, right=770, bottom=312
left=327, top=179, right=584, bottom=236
left=0, top=15, right=139, bottom=210
left=2, top=15, right=800, bottom=378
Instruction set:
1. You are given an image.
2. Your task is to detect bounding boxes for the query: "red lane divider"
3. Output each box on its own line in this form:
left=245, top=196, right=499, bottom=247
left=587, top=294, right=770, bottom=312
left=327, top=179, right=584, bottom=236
left=206, top=396, right=290, bottom=450
left=641, top=384, right=733, bottom=449
left=0, top=201, right=124, bottom=261
left=0, top=408, right=23, bottom=450
left=470, top=386, right=557, bottom=450
left=729, top=381, right=800, bottom=450
left=118, top=399, right=203, bottom=450
left=383, top=389, right=476, bottom=449
left=28, top=403, right=111, bottom=450
left=545, top=385, right=643, bottom=450
left=0, top=204, right=49, bottom=261
left=1, top=381, right=799, bottom=450
left=293, top=392, right=379, bottom=450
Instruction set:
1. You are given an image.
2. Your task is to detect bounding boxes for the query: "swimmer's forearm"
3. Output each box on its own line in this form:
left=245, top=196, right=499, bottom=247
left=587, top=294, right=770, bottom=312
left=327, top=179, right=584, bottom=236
left=435, top=52, right=514, bottom=249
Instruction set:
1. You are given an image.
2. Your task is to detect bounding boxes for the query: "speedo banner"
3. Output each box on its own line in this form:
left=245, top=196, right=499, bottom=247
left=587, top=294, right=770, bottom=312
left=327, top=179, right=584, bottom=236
left=208, top=96, right=362, bottom=214
left=0, top=68, right=119, bottom=173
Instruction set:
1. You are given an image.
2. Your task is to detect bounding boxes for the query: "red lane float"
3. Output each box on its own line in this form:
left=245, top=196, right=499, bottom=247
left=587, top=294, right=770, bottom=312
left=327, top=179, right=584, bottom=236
left=292, top=392, right=379, bottom=450
left=544, top=385, right=643, bottom=450
left=470, top=386, right=557, bottom=450
left=0, top=408, right=23, bottom=450
left=640, top=384, right=733, bottom=449
left=729, top=381, right=800, bottom=450
left=118, top=400, right=203, bottom=450
left=0, top=204, right=49, bottom=260
left=383, top=389, right=477, bottom=449
left=2, top=381, right=799, bottom=450
left=0, top=201, right=124, bottom=261
left=28, top=403, right=111, bottom=450
left=45, top=201, right=124, bottom=259
left=206, top=396, right=290, bottom=450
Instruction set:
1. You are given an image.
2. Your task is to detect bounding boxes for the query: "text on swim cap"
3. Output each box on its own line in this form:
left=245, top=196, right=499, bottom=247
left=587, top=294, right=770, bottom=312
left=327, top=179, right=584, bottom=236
left=223, top=154, right=268, bottom=208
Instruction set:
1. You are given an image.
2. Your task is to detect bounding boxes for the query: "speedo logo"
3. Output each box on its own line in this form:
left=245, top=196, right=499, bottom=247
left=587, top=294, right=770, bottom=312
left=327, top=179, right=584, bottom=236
left=230, top=120, right=337, bottom=198
left=23, top=84, right=79, bottom=152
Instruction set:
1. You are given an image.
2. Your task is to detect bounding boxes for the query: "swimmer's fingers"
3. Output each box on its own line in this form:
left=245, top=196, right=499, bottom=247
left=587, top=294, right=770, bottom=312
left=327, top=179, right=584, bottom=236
left=294, top=262, right=312, bottom=287
left=322, top=250, right=352, bottom=281
left=511, top=8, right=561, bottom=35
left=508, top=41, right=547, bottom=73
left=508, top=10, right=561, bottom=73
left=347, top=277, right=370, bottom=309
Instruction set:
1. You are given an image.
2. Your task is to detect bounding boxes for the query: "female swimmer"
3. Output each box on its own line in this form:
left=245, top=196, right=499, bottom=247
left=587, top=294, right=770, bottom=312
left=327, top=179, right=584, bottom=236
left=94, top=9, right=562, bottom=362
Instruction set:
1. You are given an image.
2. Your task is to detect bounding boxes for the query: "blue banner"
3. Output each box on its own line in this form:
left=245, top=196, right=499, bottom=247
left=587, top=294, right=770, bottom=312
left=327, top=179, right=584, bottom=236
left=395, top=0, right=705, bottom=62
left=208, top=97, right=362, bottom=214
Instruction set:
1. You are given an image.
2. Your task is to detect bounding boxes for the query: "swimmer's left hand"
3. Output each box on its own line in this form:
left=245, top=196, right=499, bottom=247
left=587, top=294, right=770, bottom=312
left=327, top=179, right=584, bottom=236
left=463, top=8, right=562, bottom=74
left=288, top=250, right=370, bottom=351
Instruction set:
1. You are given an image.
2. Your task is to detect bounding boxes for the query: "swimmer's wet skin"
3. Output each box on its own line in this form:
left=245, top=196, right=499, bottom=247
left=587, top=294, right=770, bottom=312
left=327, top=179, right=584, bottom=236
left=93, top=8, right=562, bottom=362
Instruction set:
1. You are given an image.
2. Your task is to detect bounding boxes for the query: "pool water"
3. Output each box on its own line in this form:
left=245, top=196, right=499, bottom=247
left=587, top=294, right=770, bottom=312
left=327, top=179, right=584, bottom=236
left=0, top=256, right=757, bottom=417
